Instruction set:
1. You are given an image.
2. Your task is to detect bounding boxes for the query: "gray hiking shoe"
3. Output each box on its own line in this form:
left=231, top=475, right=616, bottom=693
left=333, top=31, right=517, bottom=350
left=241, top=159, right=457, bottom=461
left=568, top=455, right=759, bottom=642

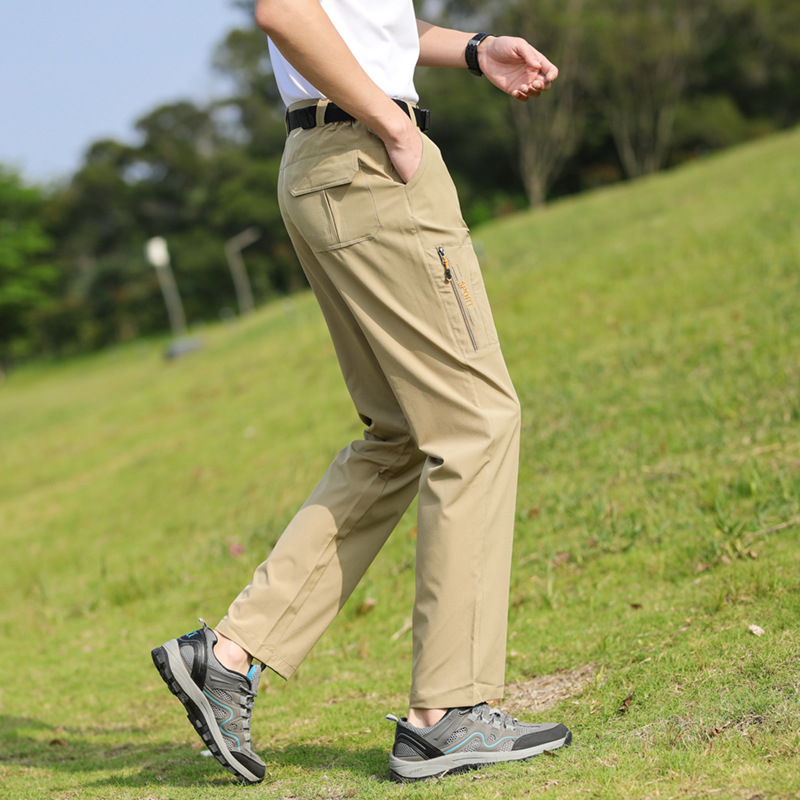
left=151, top=621, right=265, bottom=784
left=386, top=703, right=571, bottom=782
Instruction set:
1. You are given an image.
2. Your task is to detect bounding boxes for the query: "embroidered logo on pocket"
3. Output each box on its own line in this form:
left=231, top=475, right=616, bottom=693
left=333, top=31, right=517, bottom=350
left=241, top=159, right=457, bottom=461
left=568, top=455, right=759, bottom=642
left=436, top=245, right=499, bottom=353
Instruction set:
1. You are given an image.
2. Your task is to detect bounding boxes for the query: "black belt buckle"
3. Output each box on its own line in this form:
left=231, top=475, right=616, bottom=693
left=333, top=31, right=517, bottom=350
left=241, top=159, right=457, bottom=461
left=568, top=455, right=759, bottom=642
left=393, top=99, right=431, bottom=133
left=416, top=107, right=431, bottom=133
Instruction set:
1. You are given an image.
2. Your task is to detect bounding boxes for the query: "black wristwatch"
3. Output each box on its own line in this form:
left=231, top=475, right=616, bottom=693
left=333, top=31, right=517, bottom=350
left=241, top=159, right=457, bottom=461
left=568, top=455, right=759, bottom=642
left=465, top=33, right=493, bottom=77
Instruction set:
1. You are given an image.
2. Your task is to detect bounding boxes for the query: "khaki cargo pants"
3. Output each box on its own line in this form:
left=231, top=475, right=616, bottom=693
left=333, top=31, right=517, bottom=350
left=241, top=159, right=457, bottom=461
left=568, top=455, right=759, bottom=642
left=217, top=102, right=521, bottom=709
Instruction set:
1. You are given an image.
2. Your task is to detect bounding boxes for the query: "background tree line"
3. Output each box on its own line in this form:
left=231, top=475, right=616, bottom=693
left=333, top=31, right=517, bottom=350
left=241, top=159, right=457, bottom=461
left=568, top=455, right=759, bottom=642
left=2, top=0, right=798, bottom=368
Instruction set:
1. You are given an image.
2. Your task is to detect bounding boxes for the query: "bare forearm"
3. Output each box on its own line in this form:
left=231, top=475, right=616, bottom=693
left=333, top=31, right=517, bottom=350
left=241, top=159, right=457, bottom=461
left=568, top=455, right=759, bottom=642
left=416, top=20, right=476, bottom=68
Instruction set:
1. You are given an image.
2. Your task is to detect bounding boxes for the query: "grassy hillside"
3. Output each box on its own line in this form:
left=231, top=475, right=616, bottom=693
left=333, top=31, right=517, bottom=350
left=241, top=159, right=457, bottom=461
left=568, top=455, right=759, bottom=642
left=1, top=128, right=799, bottom=800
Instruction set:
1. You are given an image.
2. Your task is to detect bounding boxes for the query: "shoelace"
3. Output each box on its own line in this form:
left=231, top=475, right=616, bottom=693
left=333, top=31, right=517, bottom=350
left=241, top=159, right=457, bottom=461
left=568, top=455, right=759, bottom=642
left=236, top=681, right=257, bottom=742
left=466, top=703, right=519, bottom=731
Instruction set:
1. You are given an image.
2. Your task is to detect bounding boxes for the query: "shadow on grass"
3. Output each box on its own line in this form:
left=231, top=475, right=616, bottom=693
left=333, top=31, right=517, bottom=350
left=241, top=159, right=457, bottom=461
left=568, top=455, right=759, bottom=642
left=0, top=716, right=391, bottom=789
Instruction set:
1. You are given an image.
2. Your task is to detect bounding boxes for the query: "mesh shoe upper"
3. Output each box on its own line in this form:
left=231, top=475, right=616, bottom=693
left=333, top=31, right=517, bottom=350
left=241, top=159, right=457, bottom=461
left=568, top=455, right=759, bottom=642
left=152, top=622, right=265, bottom=783
left=387, top=703, right=571, bottom=781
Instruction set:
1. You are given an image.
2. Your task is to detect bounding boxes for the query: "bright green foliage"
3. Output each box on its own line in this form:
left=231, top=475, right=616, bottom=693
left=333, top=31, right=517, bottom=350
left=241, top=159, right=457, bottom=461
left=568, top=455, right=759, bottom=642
left=0, top=126, right=799, bottom=799
left=0, top=168, right=56, bottom=364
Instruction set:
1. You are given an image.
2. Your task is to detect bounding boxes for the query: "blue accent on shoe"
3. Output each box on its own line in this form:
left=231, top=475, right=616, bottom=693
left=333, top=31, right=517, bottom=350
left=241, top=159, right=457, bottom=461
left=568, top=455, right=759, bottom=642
left=203, top=689, right=241, bottom=749
left=443, top=732, right=516, bottom=754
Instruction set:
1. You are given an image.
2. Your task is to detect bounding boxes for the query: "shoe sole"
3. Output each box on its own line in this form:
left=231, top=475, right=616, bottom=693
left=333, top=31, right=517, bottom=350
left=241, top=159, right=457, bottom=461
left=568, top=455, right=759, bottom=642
left=388, top=729, right=572, bottom=783
left=151, top=640, right=263, bottom=784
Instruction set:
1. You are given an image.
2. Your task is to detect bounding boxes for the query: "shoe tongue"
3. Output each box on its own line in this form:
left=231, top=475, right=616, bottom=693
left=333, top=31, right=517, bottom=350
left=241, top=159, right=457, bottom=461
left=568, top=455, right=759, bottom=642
left=247, top=663, right=261, bottom=690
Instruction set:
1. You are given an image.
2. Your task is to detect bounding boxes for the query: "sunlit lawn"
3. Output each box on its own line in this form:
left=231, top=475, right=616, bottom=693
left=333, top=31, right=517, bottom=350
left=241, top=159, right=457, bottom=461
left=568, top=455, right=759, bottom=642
left=1, top=128, right=799, bottom=799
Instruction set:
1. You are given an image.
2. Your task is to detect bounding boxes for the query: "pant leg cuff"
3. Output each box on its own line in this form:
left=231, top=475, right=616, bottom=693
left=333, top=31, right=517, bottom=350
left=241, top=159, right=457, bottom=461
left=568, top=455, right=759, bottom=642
left=408, top=683, right=505, bottom=710
left=214, top=617, right=299, bottom=681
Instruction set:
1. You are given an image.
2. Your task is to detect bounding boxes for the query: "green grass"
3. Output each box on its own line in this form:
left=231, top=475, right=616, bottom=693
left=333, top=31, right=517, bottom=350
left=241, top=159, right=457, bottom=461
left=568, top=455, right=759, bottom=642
left=2, top=128, right=800, bottom=799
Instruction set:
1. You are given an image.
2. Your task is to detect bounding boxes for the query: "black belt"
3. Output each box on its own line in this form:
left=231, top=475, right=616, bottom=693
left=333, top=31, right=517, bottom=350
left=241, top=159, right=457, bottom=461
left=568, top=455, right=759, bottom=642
left=286, top=99, right=430, bottom=134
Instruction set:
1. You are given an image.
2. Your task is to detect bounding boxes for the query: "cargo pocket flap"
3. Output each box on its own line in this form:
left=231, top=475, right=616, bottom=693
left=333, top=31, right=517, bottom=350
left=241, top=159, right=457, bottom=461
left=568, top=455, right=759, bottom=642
left=287, top=150, right=359, bottom=197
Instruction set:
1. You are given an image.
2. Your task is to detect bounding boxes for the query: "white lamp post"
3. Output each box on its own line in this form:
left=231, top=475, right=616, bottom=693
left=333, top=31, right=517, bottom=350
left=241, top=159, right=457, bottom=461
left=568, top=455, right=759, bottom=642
left=225, top=227, right=261, bottom=316
left=145, top=236, right=187, bottom=338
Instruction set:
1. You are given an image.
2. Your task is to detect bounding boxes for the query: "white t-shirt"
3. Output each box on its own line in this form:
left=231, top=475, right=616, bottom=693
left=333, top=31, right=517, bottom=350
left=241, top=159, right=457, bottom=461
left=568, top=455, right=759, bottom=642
left=268, top=0, right=420, bottom=107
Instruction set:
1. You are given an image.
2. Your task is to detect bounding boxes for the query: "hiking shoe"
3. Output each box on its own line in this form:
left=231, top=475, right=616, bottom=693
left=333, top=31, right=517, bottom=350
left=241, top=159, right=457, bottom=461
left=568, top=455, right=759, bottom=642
left=151, top=621, right=265, bottom=784
left=386, top=703, right=571, bottom=782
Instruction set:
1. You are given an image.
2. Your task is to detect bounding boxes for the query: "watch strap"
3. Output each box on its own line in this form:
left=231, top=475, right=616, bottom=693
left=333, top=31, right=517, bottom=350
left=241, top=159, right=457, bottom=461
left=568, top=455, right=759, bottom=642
left=465, top=33, right=493, bottom=77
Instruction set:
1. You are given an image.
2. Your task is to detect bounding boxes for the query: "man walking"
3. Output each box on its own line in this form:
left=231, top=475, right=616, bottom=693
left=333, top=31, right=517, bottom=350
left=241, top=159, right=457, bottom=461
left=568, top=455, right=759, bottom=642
left=152, top=0, right=571, bottom=784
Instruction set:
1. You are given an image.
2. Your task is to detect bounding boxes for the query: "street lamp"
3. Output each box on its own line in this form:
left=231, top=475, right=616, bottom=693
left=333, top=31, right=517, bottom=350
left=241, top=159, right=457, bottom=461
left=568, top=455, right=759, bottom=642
left=145, top=236, right=202, bottom=359
left=225, top=227, right=261, bottom=316
left=146, top=236, right=187, bottom=338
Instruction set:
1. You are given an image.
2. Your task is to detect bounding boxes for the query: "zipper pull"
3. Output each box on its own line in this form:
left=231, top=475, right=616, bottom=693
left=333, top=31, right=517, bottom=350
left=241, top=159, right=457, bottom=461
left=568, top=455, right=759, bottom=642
left=437, top=247, right=452, bottom=282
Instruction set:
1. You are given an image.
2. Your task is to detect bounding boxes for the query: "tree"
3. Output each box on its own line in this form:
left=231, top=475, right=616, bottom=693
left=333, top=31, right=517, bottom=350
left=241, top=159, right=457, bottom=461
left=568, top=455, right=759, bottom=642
left=692, top=0, right=800, bottom=128
left=211, top=15, right=286, bottom=158
left=580, top=0, right=697, bottom=179
left=503, top=0, right=588, bottom=206
left=0, top=168, right=56, bottom=366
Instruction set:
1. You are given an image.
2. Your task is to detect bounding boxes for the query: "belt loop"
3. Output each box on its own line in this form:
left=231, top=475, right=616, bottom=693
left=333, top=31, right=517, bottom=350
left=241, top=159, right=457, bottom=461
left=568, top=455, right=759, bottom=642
left=315, top=99, right=330, bottom=128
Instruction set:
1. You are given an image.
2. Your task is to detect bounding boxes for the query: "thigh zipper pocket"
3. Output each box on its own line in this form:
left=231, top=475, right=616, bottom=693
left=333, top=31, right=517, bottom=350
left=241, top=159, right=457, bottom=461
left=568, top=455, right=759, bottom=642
left=438, top=246, right=478, bottom=352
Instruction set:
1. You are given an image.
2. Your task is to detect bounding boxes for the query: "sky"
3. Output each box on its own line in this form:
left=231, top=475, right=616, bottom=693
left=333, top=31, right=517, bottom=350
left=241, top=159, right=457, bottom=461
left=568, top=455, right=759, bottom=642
left=0, top=0, right=248, bottom=185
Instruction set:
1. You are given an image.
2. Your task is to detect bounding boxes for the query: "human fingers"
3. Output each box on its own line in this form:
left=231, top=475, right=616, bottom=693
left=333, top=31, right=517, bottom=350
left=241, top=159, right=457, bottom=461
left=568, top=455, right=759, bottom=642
left=511, top=84, right=542, bottom=101
left=537, top=55, right=558, bottom=83
left=510, top=37, right=558, bottom=83
left=489, top=36, right=556, bottom=81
